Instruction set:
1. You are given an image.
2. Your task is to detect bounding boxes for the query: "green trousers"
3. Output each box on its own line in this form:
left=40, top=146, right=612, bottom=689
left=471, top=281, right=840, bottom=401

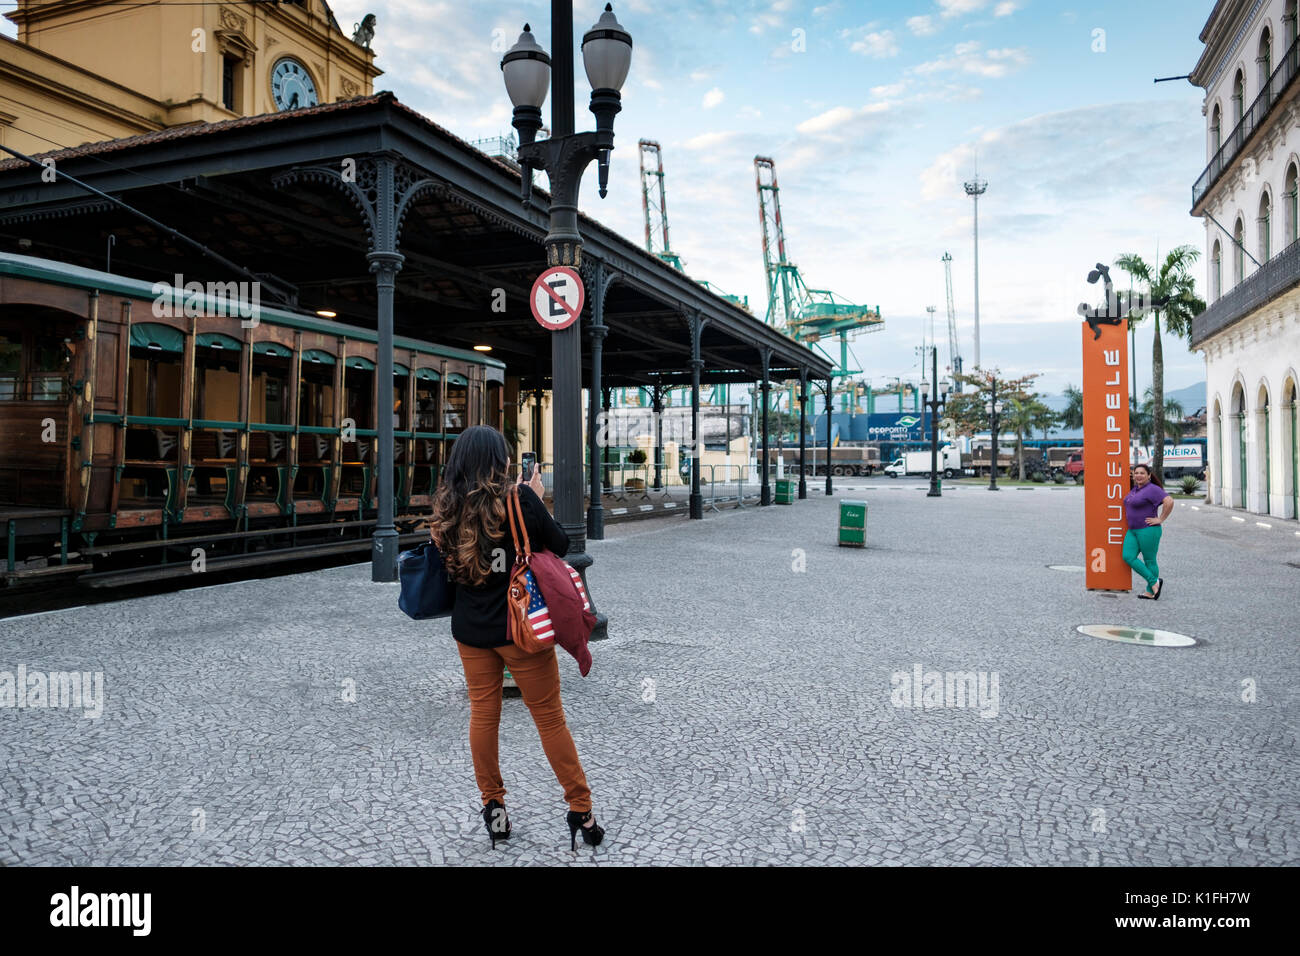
left=1122, top=526, right=1162, bottom=591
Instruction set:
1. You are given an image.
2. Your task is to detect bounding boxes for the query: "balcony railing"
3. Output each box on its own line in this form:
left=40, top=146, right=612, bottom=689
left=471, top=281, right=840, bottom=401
left=1192, top=236, right=1300, bottom=347
left=1193, top=36, right=1300, bottom=209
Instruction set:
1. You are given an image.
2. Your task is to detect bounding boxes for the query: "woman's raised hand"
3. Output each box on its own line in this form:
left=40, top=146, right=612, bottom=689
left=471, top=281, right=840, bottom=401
left=528, top=464, right=545, bottom=500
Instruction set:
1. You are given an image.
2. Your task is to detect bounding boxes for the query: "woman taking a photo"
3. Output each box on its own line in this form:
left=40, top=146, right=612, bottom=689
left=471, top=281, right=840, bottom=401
left=429, top=426, right=604, bottom=851
left=1122, top=463, right=1174, bottom=600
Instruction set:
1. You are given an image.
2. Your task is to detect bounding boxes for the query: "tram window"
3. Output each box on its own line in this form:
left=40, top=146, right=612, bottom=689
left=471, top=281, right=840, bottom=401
left=128, top=350, right=183, bottom=417
left=415, top=383, right=439, bottom=431
left=390, top=384, right=406, bottom=429
left=194, top=351, right=240, bottom=421
left=298, top=368, right=334, bottom=428
left=27, top=334, right=70, bottom=401
left=0, top=328, right=70, bottom=401
left=251, top=355, right=290, bottom=424
left=344, top=369, right=374, bottom=429
left=0, top=332, right=18, bottom=400
left=444, top=381, right=467, bottom=433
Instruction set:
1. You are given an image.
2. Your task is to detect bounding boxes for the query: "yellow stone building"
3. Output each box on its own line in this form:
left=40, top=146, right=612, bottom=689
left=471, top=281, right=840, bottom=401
left=0, top=0, right=379, bottom=154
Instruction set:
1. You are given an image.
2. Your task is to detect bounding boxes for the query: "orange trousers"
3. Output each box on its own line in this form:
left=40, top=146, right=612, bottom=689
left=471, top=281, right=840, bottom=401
left=456, top=642, right=592, bottom=813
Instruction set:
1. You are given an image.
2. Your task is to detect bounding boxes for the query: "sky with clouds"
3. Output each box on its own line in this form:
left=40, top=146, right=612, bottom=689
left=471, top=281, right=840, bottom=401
left=5, top=0, right=1219, bottom=397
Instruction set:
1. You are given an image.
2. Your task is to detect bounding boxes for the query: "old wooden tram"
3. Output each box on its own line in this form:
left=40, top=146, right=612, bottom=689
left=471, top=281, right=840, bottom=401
left=0, top=253, right=504, bottom=585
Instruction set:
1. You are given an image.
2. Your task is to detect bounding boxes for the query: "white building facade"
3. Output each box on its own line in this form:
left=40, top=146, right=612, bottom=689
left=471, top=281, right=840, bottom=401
left=1191, top=0, right=1300, bottom=521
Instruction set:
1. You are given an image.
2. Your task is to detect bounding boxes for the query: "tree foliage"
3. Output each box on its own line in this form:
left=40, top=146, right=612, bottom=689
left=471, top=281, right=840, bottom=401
left=1113, top=246, right=1206, bottom=484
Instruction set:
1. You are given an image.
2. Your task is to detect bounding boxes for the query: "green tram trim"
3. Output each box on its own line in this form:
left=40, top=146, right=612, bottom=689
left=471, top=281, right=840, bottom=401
left=0, top=252, right=506, bottom=372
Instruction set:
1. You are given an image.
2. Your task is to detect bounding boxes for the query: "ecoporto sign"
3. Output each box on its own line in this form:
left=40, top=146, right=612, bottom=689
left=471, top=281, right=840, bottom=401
left=1078, top=263, right=1132, bottom=590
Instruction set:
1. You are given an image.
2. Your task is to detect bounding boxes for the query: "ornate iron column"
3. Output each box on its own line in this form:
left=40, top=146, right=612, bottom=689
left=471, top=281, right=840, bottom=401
left=824, top=377, right=834, bottom=496
left=798, top=371, right=809, bottom=500
left=272, top=153, right=439, bottom=582
left=760, top=347, right=772, bottom=506
left=583, top=259, right=614, bottom=540
left=651, top=384, right=664, bottom=491
left=688, top=310, right=707, bottom=519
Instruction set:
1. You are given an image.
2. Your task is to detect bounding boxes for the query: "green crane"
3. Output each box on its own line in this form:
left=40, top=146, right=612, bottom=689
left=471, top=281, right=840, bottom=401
left=754, top=155, right=883, bottom=415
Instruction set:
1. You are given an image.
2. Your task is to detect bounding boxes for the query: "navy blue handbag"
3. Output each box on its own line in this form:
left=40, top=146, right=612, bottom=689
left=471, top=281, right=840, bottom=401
left=397, top=541, right=456, bottom=620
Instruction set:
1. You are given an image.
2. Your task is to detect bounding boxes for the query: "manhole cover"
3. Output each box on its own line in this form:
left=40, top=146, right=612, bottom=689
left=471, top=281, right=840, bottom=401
left=1048, top=565, right=1085, bottom=572
left=1076, top=625, right=1197, bottom=647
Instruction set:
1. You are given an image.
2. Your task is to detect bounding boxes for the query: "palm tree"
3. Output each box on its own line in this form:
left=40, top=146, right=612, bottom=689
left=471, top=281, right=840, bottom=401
left=1114, top=247, right=1207, bottom=484
left=1059, top=384, right=1083, bottom=431
left=1005, top=397, right=1049, bottom=479
left=1140, top=386, right=1185, bottom=444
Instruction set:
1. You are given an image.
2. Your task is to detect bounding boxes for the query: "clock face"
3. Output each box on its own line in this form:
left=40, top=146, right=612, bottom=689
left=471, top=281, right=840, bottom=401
left=270, top=58, right=318, bottom=111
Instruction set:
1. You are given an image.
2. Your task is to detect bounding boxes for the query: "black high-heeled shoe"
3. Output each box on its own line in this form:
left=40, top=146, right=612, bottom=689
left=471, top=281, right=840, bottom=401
left=482, top=800, right=511, bottom=849
left=565, top=809, right=604, bottom=851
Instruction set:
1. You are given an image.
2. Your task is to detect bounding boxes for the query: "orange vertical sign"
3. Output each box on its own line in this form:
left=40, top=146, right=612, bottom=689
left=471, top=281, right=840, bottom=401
left=1082, top=320, right=1131, bottom=589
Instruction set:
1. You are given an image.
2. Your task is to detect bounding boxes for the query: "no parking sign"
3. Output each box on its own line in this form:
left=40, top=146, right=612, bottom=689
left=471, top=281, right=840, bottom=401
left=530, top=267, right=585, bottom=331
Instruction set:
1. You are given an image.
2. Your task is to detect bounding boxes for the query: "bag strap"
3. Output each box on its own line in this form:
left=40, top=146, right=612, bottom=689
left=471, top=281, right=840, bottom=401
left=507, top=485, right=531, bottom=561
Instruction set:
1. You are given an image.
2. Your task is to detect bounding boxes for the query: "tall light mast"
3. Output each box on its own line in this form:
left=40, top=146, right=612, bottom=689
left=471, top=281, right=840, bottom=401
left=942, top=251, right=962, bottom=392
left=963, top=167, right=987, bottom=369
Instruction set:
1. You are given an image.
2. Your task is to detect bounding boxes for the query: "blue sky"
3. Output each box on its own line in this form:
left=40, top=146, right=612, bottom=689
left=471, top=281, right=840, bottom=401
left=4, top=0, right=1218, bottom=397
left=328, top=0, right=1218, bottom=398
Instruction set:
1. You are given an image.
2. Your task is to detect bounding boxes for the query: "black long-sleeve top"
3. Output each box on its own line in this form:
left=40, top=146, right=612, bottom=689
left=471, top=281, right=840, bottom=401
left=449, top=484, right=569, bottom=648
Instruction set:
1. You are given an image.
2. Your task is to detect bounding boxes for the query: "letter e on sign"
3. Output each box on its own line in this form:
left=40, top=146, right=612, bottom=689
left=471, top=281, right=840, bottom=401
left=530, top=267, right=585, bottom=331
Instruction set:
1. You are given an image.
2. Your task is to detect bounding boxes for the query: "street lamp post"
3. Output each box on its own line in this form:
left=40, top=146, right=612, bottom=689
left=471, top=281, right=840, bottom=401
left=923, top=345, right=947, bottom=497
left=985, top=376, right=1003, bottom=491
left=502, top=2, right=632, bottom=642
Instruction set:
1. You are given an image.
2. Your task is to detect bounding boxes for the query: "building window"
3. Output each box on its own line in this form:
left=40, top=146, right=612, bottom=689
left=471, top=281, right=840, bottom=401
left=1233, top=69, right=1245, bottom=126
left=1288, top=2, right=1299, bottom=49
left=1259, top=28, right=1273, bottom=98
left=222, top=55, right=241, bottom=113
left=1211, top=241, right=1222, bottom=301
left=1210, top=104, right=1222, bottom=154
left=1259, top=191, right=1272, bottom=261
left=1234, top=218, right=1245, bottom=282
left=1286, top=164, right=1299, bottom=245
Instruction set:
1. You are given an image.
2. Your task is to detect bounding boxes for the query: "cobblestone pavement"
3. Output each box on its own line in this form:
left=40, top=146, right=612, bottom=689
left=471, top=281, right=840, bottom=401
left=1, top=483, right=1296, bottom=866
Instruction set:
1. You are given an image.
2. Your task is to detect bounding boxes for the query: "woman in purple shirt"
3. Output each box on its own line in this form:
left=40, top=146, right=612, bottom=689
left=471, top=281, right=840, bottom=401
left=1123, top=463, right=1174, bottom=599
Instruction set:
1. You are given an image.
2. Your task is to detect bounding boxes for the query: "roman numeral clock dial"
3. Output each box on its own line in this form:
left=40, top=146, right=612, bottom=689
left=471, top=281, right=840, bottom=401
left=270, top=58, right=318, bottom=111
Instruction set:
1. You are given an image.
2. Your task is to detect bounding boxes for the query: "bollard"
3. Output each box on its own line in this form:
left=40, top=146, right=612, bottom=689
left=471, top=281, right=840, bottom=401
left=838, top=499, right=867, bottom=547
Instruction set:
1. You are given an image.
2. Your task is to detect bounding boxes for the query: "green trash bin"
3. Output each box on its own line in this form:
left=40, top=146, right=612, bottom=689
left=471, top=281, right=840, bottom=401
left=838, top=499, right=866, bottom=547
left=775, top=478, right=795, bottom=504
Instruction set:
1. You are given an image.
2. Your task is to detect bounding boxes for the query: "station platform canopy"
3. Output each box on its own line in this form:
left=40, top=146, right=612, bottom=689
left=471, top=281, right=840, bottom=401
left=0, top=92, right=831, bottom=392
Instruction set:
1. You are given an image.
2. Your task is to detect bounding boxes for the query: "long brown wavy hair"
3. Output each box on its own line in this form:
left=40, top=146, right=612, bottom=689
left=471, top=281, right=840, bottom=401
left=429, top=426, right=511, bottom=587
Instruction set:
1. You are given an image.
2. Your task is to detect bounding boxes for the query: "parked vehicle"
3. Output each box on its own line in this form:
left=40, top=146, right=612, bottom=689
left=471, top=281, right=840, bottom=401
left=1047, top=446, right=1083, bottom=478
left=969, top=443, right=1015, bottom=478
left=767, top=443, right=881, bottom=477
left=1132, top=442, right=1207, bottom=480
left=883, top=446, right=969, bottom=478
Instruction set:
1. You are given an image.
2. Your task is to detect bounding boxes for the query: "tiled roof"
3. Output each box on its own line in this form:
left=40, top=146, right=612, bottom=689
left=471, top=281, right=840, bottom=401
left=0, top=91, right=478, bottom=170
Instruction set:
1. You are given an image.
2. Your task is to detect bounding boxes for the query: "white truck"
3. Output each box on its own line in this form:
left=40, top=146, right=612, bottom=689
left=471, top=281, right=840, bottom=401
left=884, top=446, right=968, bottom=478
left=1132, top=443, right=1206, bottom=480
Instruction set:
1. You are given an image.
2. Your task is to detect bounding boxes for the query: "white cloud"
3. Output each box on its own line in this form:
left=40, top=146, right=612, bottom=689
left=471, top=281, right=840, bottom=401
left=796, top=101, right=891, bottom=137
left=849, top=29, right=900, bottom=58
left=871, top=82, right=907, bottom=98
left=914, top=42, right=1030, bottom=78
left=703, top=87, right=725, bottom=109
left=907, top=15, right=938, bottom=36
left=994, top=1, right=1019, bottom=15
left=689, top=69, right=712, bottom=82
left=939, top=0, right=988, bottom=17
left=681, top=130, right=739, bottom=151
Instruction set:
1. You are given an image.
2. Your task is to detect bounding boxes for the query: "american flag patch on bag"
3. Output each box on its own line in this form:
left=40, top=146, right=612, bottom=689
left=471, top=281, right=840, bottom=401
left=523, top=568, right=556, bottom=642
left=567, top=566, right=591, bottom=611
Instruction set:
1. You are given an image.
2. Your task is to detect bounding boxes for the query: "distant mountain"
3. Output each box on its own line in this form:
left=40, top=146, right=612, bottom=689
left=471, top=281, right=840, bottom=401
left=1164, top=382, right=1206, bottom=414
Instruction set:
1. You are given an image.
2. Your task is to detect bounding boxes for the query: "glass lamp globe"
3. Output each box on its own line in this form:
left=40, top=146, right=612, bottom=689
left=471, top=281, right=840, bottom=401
left=581, top=4, right=633, bottom=92
left=501, top=24, right=551, bottom=108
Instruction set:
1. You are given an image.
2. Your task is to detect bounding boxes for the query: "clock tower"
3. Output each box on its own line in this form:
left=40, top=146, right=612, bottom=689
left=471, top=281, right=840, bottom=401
left=3, top=0, right=380, bottom=135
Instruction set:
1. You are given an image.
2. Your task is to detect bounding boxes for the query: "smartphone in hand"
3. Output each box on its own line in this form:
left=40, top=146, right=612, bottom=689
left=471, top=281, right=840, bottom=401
left=520, top=452, right=536, bottom=482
